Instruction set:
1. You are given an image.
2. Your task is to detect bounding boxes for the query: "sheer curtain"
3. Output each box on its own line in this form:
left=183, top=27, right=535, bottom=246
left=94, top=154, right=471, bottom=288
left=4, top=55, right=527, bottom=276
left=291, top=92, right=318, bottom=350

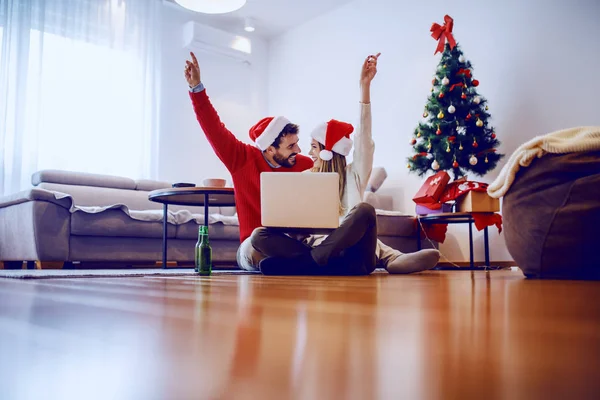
left=0, top=0, right=161, bottom=196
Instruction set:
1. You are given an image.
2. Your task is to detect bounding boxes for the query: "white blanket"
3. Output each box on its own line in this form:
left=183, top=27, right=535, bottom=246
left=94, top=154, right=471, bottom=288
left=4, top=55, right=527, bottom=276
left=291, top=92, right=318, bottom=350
left=487, top=126, right=600, bottom=198
left=0, top=188, right=239, bottom=226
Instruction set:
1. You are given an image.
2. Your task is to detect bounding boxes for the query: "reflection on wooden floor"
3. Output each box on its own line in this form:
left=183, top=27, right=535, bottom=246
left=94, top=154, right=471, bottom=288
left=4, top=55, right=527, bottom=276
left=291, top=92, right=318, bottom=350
left=0, top=270, right=599, bottom=399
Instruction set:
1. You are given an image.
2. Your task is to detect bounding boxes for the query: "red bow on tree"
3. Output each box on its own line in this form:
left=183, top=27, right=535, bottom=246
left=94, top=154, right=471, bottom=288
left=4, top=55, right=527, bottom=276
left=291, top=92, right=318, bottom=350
left=430, top=15, right=457, bottom=55
left=450, top=82, right=464, bottom=92
left=457, top=68, right=472, bottom=78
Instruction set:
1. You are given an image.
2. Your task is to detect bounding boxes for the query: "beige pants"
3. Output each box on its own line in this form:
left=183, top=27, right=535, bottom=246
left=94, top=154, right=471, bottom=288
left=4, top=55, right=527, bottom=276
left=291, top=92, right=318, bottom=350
left=236, top=236, right=266, bottom=271
left=376, top=239, right=402, bottom=267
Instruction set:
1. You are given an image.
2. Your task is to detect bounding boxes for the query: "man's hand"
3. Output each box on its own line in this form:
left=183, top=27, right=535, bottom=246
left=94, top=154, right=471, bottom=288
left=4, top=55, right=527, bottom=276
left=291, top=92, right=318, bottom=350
left=184, top=52, right=201, bottom=88
left=360, top=52, right=380, bottom=88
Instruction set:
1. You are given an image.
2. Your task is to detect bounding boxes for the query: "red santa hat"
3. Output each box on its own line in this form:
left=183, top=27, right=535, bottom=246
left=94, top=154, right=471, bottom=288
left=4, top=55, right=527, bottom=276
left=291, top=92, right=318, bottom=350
left=310, top=119, right=354, bottom=161
left=249, top=116, right=291, bottom=151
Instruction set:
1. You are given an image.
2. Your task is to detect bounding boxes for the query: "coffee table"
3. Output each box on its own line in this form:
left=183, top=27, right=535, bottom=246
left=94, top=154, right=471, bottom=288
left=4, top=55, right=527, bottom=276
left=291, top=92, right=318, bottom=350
left=148, top=187, right=236, bottom=269
left=416, top=212, right=495, bottom=270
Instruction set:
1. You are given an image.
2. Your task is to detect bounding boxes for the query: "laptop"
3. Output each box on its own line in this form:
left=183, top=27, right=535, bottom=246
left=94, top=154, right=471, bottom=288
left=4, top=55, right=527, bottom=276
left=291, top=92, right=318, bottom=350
left=260, top=172, right=340, bottom=230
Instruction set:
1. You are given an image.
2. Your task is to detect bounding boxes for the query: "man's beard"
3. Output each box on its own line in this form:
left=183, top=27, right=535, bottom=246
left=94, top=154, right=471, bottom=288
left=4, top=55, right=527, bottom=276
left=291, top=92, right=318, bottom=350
left=273, top=152, right=297, bottom=168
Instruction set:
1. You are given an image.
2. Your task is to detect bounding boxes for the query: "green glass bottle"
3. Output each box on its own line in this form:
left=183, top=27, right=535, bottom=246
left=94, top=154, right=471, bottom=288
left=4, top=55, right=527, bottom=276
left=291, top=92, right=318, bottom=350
left=195, top=226, right=212, bottom=276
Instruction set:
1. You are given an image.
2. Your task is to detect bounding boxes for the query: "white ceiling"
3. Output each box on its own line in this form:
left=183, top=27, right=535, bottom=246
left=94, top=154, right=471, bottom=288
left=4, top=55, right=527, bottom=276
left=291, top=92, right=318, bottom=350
left=164, top=0, right=354, bottom=39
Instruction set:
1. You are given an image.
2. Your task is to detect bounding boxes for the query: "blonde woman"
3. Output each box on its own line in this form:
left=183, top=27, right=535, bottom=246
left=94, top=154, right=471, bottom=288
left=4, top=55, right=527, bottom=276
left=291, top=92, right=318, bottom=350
left=306, top=53, right=440, bottom=274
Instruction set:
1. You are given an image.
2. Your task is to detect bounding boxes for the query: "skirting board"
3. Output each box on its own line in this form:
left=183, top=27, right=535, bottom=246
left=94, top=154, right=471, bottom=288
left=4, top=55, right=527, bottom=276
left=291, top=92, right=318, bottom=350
left=437, top=261, right=516, bottom=268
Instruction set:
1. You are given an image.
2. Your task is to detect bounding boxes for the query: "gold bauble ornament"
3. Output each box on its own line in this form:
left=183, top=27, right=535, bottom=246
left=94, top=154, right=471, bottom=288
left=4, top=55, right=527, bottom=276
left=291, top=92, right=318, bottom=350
left=446, top=144, right=451, bottom=153
left=407, top=163, right=411, bottom=168
left=459, top=143, right=464, bottom=150
left=485, top=156, right=489, bottom=163
left=476, top=118, right=484, bottom=127
left=423, top=111, right=429, bottom=118
left=485, top=105, right=489, bottom=111
left=438, top=111, right=445, bottom=119
left=417, top=131, right=422, bottom=138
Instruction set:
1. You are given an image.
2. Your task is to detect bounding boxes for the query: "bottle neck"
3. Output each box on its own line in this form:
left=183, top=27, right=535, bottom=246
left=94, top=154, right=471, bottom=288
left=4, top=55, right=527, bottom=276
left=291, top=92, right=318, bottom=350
left=199, top=228, right=209, bottom=244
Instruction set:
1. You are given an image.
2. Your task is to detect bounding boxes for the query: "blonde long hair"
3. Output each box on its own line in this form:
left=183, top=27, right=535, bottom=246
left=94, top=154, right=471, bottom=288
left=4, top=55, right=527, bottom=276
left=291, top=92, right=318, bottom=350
left=311, top=142, right=347, bottom=215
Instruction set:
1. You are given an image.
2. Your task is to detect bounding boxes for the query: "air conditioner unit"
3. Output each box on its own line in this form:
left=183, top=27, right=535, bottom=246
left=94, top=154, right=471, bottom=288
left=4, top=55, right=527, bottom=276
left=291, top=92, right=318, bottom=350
left=182, top=21, right=252, bottom=64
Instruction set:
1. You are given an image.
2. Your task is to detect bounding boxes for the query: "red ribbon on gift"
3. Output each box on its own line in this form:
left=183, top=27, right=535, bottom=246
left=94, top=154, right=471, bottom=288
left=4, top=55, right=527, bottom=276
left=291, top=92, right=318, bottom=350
left=457, top=68, right=472, bottom=78
left=431, top=15, right=457, bottom=55
left=416, top=213, right=503, bottom=244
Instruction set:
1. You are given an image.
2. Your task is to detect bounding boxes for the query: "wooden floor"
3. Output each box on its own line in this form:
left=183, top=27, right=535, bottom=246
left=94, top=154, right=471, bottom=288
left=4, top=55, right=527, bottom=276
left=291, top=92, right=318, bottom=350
left=0, top=270, right=599, bottom=400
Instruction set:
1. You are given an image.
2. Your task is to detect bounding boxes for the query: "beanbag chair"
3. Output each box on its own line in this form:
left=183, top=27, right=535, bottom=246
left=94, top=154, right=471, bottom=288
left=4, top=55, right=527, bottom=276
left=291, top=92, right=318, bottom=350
left=502, top=151, right=600, bottom=279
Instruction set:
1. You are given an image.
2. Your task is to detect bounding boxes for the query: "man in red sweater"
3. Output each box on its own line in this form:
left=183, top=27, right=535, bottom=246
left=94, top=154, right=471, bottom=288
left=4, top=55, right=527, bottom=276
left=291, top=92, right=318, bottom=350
left=184, top=52, right=314, bottom=270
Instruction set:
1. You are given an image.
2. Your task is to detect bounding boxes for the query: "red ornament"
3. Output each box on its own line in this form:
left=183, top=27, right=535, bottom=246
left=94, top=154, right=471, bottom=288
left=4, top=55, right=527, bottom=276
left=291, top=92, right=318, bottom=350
left=466, top=113, right=472, bottom=121
left=438, top=92, right=445, bottom=99
left=436, top=128, right=442, bottom=135
left=448, top=136, right=456, bottom=142
left=472, top=80, right=480, bottom=87
left=453, top=161, right=459, bottom=168
left=461, top=92, right=467, bottom=99
left=491, top=133, right=496, bottom=139
left=413, top=155, right=418, bottom=160
left=432, top=78, right=437, bottom=85
left=473, top=141, right=479, bottom=148
left=410, top=138, right=417, bottom=145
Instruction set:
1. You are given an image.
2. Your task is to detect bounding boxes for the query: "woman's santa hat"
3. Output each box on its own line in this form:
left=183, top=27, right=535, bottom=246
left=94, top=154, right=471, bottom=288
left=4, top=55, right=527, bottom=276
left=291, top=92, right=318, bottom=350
left=249, top=116, right=291, bottom=151
left=311, top=119, right=354, bottom=161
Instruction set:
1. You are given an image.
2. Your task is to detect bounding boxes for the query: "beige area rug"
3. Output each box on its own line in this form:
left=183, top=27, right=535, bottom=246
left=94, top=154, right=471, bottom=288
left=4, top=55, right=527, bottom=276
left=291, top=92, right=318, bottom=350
left=0, top=268, right=259, bottom=279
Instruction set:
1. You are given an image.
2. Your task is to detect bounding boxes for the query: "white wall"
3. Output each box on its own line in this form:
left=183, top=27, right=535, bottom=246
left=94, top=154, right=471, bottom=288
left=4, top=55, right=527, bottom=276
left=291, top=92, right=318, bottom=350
left=267, top=0, right=600, bottom=262
left=157, top=6, right=269, bottom=186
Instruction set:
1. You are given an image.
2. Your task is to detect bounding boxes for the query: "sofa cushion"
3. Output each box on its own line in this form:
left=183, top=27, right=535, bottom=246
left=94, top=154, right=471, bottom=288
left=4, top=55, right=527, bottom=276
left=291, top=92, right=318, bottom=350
left=32, top=169, right=136, bottom=190
left=503, top=151, right=600, bottom=280
left=135, top=179, right=172, bottom=192
left=71, top=209, right=177, bottom=238
left=366, top=167, right=387, bottom=192
left=176, top=221, right=240, bottom=241
left=69, top=236, right=240, bottom=263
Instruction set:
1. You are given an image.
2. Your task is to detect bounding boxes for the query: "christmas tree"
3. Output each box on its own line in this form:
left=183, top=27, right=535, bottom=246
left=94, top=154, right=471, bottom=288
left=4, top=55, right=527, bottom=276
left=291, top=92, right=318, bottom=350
left=407, top=15, right=504, bottom=180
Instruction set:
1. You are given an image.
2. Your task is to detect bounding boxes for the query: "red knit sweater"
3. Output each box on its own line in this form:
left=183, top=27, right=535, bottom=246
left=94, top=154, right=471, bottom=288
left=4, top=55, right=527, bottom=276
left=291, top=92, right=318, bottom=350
left=190, top=89, right=314, bottom=243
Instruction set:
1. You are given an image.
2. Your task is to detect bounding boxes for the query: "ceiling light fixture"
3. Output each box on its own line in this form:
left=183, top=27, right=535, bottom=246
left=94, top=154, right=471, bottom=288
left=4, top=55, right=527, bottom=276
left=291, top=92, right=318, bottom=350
left=174, top=0, right=247, bottom=14
left=244, top=17, right=255, bottom=32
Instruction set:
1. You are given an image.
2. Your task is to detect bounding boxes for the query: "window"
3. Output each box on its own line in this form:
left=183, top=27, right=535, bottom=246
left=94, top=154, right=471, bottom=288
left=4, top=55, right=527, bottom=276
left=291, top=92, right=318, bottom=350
left=23, top=30, right=147, bottom=179
left=1, top=0, right=159, bottom=195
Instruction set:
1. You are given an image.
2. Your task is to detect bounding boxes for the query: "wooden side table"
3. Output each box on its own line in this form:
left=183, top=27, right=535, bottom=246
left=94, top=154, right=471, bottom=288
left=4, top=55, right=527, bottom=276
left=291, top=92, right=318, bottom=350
left=148, top=187, right=236, bottom=269
left=416, top=212, right=491, bottom=269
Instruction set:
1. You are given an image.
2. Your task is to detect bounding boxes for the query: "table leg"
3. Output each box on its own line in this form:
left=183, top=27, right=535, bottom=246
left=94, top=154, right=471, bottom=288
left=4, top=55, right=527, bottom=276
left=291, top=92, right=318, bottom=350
left=468, top=219, right=474, bottom=269
left=484, top=226, right=490, bottom=267
left=416, top=218, right=422, bottom=250
left=204, top=193, right=209, bottom=229
left=162, top=204, right=168, bottom=269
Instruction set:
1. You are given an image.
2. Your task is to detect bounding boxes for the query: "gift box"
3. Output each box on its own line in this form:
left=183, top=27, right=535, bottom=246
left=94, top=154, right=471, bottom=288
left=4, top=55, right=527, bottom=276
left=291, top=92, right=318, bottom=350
left=412, top=171, right=450, bottom=205
left=416, top=203, right=454, bottom=215
left=456, top=191, right=500, bottom=212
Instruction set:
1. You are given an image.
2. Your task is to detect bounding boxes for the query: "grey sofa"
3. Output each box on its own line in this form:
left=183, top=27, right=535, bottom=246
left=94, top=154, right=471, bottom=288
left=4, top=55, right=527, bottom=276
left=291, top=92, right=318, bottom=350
left=0, top=168, right=436, bottom=269
left=0, top=170, right=240, bottom=269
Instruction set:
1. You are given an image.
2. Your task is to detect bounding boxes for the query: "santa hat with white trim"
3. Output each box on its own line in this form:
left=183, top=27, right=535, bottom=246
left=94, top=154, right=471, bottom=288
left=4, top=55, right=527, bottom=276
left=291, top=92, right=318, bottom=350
left=249, top=116, right=292, bottom=151
left=310, top=119, right=354, bottom=161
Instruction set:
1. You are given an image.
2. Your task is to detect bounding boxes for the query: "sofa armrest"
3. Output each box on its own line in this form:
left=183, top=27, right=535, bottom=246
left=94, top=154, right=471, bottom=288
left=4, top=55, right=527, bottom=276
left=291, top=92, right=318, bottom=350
left=0, top=199, right=70, bottom=261
left=0, top=188, right=73, bottom=210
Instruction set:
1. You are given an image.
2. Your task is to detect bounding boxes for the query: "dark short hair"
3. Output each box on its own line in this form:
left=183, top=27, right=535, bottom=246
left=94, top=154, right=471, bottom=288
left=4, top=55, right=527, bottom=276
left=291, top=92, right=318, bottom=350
left=271, top=123, right=299, bottom=148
